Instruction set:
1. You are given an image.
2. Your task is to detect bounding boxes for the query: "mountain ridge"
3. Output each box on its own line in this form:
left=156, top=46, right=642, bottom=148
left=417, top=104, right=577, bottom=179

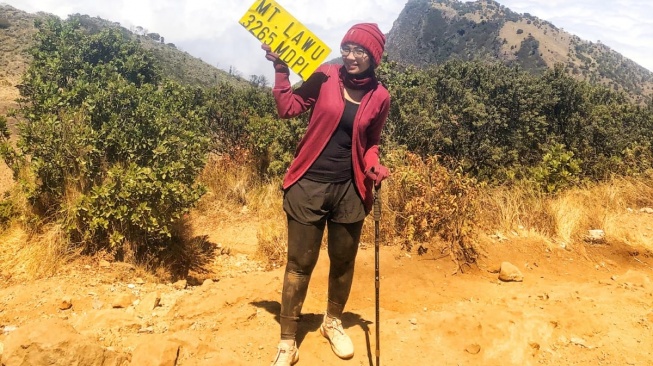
left=385, top=0, right=653, bottom=100
left=0, top=3, right=249, bottom=101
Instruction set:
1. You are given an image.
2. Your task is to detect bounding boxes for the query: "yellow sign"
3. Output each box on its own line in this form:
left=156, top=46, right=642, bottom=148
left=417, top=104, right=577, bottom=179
left=239, top=0, right=331, bottom=80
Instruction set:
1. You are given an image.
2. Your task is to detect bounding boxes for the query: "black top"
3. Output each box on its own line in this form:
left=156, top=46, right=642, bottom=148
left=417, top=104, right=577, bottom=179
left=303, top=99, right=359, bottom=182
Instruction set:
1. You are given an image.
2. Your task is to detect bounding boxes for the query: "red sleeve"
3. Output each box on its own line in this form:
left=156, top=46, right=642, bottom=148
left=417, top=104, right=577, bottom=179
left=272, top=64, right=329, bottom=119
left=363, top=94, right=391, bottom=169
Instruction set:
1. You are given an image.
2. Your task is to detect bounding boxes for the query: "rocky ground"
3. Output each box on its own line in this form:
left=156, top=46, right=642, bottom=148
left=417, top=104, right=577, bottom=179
left=1, top=219, right=653, bottom=366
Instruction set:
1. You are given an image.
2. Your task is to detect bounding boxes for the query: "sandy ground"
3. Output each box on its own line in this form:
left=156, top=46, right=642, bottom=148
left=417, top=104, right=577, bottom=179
left=1, top=216, right=652, bottom=366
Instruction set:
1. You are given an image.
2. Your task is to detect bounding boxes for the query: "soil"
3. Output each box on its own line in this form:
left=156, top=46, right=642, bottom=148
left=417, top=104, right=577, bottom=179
left=1, top=215, right=653, bottom=366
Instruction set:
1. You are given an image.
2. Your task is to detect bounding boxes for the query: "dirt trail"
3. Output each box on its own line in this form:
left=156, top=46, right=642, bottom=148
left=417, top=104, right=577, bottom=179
left=1, top=224, right=653, bottom=365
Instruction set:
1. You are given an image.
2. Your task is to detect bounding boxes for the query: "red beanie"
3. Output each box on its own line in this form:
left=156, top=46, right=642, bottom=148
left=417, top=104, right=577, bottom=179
left=340, top=23, right=386, bottom=66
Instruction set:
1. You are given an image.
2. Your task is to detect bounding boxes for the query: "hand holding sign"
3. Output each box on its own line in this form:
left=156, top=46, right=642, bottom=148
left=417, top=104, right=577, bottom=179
left=239, top=0, right=331, bottom=80
left=261, top=44, right=289, bottom=72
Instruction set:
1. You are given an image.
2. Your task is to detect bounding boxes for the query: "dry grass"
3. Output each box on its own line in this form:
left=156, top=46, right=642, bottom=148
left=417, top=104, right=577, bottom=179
left=0, top=223, right=75, bottom=283
left=477, top=175, right=653, bottom=253
left=195, top=154, right=288, bottom=264
left=4, top=149, right=653, bottom=282
left=247, top=178, right=287, bottom=265
left=199, top=154, right=255, bottom=209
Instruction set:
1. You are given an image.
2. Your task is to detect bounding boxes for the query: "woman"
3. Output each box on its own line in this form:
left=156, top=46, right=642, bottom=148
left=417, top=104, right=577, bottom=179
left=263, top=23, right=390, bottom=366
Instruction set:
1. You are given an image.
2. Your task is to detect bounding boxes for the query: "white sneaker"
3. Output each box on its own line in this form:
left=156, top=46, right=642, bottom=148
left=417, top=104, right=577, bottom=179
left=271, top=341, right=299, bottom=366
left=320, top=314, right=354, bottom=359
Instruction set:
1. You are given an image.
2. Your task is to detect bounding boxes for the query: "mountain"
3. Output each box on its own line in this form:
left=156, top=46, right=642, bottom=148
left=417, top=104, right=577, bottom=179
left=0, top=4, right=38, bottom=113
left=385, top=0, right=653, bottom=100
left=0, top=3, right=248, bottom=113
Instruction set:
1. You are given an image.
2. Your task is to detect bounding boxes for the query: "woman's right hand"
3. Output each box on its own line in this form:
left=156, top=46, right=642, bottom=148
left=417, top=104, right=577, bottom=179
left=261, top=44, right=289, bottom=72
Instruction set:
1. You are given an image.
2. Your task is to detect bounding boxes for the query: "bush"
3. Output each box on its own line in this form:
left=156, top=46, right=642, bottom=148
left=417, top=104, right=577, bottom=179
left=9, top=16, right=209, bottom=256
left=527, top=144, right=581, bottom=193
left=246, top=115, right=305, bottom=179
left=385, top=150, right=478, bottom=270
left=0, top=17, right=9, bottom=29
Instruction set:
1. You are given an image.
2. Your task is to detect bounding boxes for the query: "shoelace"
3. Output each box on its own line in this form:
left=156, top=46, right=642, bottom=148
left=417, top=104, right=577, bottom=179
left=273, top=346, right=291, bottom=363
left=327, top=318, right=346, bottom=336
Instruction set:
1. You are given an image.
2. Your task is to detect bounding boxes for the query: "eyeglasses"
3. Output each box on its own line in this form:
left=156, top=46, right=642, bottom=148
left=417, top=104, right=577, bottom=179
left=340, top=46, right=367, bottom=58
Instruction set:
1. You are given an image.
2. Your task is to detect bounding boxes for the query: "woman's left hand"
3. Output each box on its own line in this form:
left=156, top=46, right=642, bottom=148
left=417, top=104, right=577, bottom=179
left=365, top=164, right=389, bottom=188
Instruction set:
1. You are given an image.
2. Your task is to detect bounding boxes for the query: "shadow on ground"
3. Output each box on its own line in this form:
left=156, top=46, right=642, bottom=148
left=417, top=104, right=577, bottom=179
left=251, top=300, right=375, bottom=365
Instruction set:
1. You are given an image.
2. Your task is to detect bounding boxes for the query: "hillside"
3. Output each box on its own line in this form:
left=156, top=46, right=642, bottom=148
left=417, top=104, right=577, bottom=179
left=0, top=4, right=248, bottom=112
left=0, top=5, right=38, bottom=114
left=385, top=0, right=653, bottom=101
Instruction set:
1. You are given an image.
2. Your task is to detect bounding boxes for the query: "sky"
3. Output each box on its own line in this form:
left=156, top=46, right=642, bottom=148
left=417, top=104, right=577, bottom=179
left=3, top=0, right=653, bottom=84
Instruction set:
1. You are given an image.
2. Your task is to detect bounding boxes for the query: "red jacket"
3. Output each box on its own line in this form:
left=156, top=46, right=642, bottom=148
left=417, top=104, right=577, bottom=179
left=273, top=63, right=390, bottom=212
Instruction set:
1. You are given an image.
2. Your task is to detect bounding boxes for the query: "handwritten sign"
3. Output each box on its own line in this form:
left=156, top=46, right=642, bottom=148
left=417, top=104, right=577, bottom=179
left=239, top=0, right=331, bottom=80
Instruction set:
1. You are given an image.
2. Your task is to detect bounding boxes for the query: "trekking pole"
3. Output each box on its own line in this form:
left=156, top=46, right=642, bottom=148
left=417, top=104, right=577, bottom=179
left=373, top=185, right=382, bottom=366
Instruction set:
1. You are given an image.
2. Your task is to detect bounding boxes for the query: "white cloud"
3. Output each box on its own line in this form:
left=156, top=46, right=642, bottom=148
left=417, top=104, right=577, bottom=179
left=4, top=0, right=653, bottom=82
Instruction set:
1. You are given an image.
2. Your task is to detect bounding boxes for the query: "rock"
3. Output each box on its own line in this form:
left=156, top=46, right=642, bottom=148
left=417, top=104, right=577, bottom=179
left=99, top=260, right=111, bottom=268
left=465, top=343, right=481, bottom=354
left=2, top=318, right=127, bottom=366
left=486, top=263, right=501, bottom=274
left=172, top=279, right=187, bottom=290
left=570, top=337, right=595, bottom=349
left=202, top=279, right=214, bottom=288
left=138, top=326, right=154, bottom=334
left=131, top=339, right=180, bottom=366
left=489, top=232, right=508, bottom=242
left=640, top=207, right=653, bottom=214
left=498, top=262, right=524, bottom=282
left=616, top=270, right=652, bottom=289
left=584, top=229, right=605, bottom=243
left=112, top=293, right=136, bottom=308
left=409, top=318, right=417, bottom=325
left=59, top=296, right=73, bottom=310
left=136, top=292, right=161, bottom=314
left=136, top=277, right=145, bottom=284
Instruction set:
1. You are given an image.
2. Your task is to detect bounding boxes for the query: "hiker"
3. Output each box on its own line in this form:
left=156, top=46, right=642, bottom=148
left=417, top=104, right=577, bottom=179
left=262, top=23, right=391, bottom=365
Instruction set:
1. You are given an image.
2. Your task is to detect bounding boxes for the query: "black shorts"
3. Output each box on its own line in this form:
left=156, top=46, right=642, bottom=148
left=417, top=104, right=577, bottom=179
left=283, top=178, right=366, bottom=225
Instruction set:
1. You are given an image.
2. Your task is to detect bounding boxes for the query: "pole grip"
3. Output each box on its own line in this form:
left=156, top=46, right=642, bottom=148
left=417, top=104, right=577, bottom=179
left=373, top=186, right=381, bottom=221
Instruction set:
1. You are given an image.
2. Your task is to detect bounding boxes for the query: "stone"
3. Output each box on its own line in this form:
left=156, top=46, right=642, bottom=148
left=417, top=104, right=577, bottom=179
left=1, top=318, right=127, bottom=366
left=465, top=343, right=481, bottom=354
left=584, top=229, right=605, bottom=243
left=172, top=279, right=187, bottom=290
left=202, top=279, right=214, bottom=288
left=59, top=296, right=73, bottom=310
left=112, top=293, right=136, bottom=308
left=136, top=292, right=161, bottom=314
left=616, top=270, right=651, bottom=289
left=498, top=262, right=524, bottom=282
left=131, top=339, right=180, bottom=366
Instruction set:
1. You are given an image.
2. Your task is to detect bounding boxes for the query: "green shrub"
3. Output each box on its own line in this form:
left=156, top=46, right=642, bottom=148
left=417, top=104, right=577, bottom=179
left=9, top=16, right=209, bottom=255
left=527, top=144, right=581, bottom=193
left=246, top=115, right=305, bottom=180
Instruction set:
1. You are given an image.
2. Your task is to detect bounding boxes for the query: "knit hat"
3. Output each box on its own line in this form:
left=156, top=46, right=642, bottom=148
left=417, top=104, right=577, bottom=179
left=340, top=23, right=386, bottom=66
